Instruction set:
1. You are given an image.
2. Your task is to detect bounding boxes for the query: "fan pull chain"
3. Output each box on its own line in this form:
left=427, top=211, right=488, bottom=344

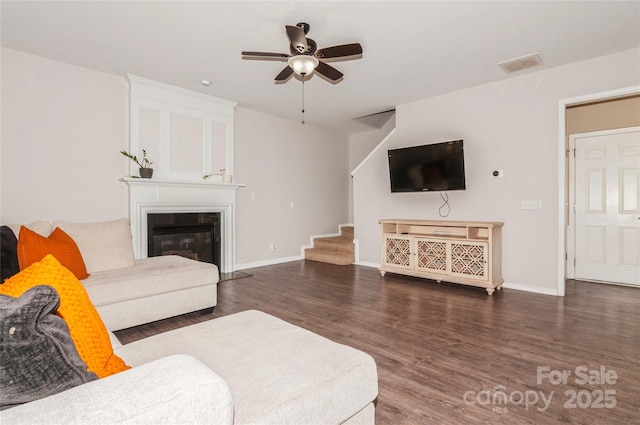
left=301, top=75, right=305, bottom=124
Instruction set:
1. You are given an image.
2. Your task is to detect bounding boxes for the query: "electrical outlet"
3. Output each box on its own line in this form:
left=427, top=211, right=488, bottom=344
left=250, top=193, right=256, bottom=200
left=521, top=199, right=542, bottom=210
left=269, top=242, right=277, bottom=252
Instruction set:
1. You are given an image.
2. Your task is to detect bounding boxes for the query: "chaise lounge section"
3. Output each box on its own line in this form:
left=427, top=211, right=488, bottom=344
left=113, top=310, right=379, bottom=424
left=1, top=305, right=378, bottom=423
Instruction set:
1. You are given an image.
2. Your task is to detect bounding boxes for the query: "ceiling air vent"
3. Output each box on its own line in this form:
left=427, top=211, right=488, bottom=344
left=498, top=52, right=544, bottom=74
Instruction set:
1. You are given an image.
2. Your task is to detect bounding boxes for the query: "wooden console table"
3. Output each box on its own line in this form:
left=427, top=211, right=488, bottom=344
left=379, top=219, right=503, bottom=295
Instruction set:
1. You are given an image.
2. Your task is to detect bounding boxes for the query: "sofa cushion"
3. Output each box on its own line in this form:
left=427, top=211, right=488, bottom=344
left=0, top=255, right=130, bottom=378
left=0, top=285, right=98, bottom=410
left=7, top=221, right=52, bottom=238
left=1, top=226, right=19, bottom=282
left=82, top=255, right=218, bottom=307
left=0, top=355, right=234, bottom=425
left=52, top=219, right=135, bottom=273
left=17, top=226, right=89, bottom=280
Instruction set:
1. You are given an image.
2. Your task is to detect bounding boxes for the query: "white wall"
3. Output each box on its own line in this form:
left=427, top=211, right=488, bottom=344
left=234, top=107, right=349, bottom=267
left=348, top=116, right=395, bottom=222
left=1, top=48, right=129, bottom=223
left=352, top=48, right=640, bottom=294
left=1, top=47, right=350, bottom=268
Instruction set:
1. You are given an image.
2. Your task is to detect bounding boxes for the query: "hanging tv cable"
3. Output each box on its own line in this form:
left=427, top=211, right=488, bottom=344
left=438, top=192, right=450, bottom=217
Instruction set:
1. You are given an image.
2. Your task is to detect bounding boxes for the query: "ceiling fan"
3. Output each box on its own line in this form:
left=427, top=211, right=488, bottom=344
left=241, top=22, right=362, bottom=82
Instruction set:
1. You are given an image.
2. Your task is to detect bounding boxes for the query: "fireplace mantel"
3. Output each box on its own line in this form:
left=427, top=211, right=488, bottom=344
left=121, top=177, right=244, bottom=273
left=121, top=176, right=245, bottom=189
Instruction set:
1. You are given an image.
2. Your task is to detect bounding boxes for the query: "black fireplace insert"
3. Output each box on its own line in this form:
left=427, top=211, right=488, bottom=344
left=147, top=212, right=221, bottom=270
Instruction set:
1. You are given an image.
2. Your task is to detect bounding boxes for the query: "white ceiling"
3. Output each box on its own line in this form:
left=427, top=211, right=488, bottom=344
left=2, top=1, right=639, bottom=134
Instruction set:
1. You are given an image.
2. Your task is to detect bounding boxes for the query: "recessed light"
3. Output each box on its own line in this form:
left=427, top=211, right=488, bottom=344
left=200, top=79, right=212, bottom=86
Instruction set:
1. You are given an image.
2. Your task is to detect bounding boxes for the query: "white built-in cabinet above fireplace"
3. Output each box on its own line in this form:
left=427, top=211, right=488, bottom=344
left=127, top=75, right=237, bottom=183
left=123, top=76, right=243, bottom=273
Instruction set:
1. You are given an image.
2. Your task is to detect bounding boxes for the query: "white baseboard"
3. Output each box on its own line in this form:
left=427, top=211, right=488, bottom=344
left=501, top=281, right=559, bottom=296
left=300, top=223, right=354, bottom=257
left=235, top=255, right=302, bottom=271
left=355, top=260, right=380, bottom=269
left=351, top=263, right=560, bottom=296
left=300, top=233, right=339, bottom=256
left=301, top=223, right=354, bottom=251
left=236, top=258, right=561, bottom=296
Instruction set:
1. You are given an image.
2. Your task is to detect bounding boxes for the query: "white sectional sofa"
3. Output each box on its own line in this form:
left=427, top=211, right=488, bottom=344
left=1, top=218, right=379, bottom=423
left=7, top=218, right=219, bottom=331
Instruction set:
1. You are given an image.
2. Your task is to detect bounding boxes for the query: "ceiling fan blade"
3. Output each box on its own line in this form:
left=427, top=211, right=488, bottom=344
left=286, top=25, right=308, bottom=53
left=242, top=51, right=290, bottom=59
left=275, top=66, right=294, bottom=81
left=315, top=61, right=343, bottom=81
left=316, top=43, right=363, bottom=59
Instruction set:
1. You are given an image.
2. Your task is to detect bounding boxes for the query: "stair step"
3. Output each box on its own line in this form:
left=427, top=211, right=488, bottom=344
left=340, top=226, right=354, bottom=240
left=303, top=225, right=355, bottom=266
left=313, top=236, right=355, bottom=253
left=304, top=248, right=354, bottom=265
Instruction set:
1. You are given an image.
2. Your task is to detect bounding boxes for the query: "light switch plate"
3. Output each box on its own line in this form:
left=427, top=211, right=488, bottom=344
left=521, top=199, right=542, bottom=209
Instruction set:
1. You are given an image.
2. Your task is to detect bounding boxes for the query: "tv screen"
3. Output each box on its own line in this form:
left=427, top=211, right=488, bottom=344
left=388, top=140, right=466, bottom=192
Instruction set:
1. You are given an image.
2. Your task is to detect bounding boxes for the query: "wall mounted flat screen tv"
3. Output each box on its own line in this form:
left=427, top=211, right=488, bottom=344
left=388, top=140, right=466, bottom=192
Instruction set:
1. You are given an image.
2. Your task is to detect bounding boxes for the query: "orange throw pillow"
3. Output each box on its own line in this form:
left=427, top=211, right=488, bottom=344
left=17, top=226, right=90, bottom=280
left=0, top=255, right=130, bottom=378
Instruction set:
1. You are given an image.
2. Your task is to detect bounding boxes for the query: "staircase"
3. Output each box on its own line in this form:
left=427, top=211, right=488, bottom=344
left=304, top=226, right=355, bottom=265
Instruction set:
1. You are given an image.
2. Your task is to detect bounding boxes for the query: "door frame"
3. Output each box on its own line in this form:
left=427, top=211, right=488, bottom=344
left=557, top=85, right=640, bottom=296
left=566, top=126, right=640, bottom=281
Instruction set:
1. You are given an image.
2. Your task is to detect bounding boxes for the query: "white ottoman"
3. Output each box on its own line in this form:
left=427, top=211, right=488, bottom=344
left=115, top=310, right=378, bottom=424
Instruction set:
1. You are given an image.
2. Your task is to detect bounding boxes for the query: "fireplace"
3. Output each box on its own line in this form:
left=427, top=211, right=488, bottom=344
left=121, top=178, right=243, bottom=273
left=147, top=212, right=221, bottom=269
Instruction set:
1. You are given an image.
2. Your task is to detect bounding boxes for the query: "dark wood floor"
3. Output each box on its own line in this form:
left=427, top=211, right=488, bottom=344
left=115, top=261, right=640, bottom=425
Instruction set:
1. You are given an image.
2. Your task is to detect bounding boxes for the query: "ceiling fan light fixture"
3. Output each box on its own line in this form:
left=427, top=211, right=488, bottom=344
left=288, top=55, right=319, bottom=76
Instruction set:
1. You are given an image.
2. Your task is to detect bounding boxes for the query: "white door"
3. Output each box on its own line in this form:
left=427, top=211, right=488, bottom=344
left=574, top=127, right=640, bottom=286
